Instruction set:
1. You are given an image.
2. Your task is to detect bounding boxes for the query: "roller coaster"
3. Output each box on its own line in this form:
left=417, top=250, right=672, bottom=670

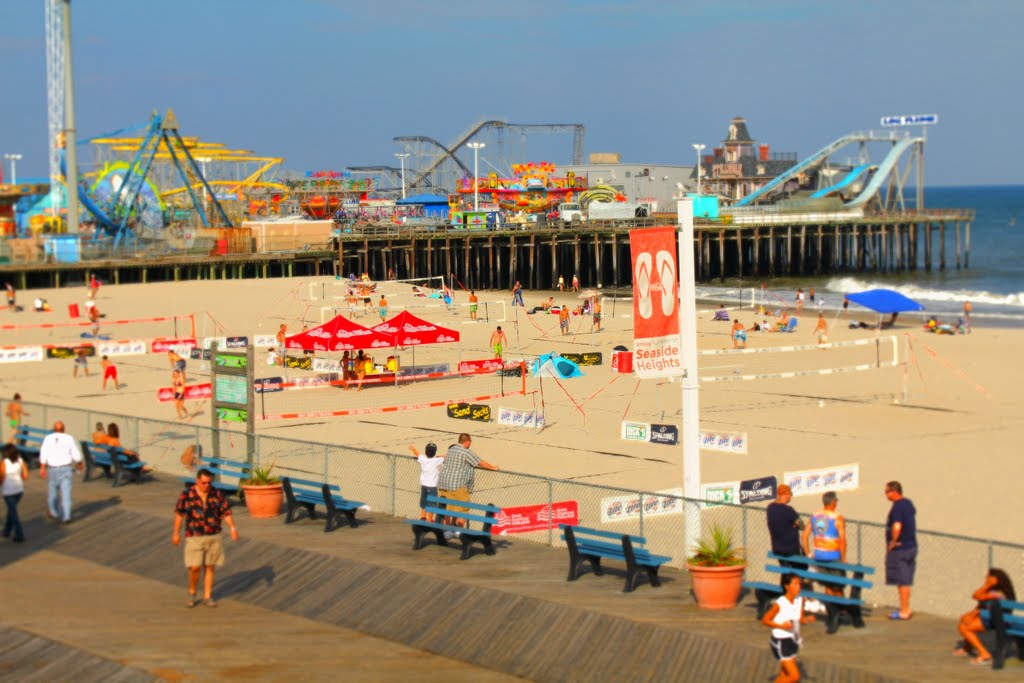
left=350, top=120, right=585, bottom=196
left=733, top=130, right=925, bottom=213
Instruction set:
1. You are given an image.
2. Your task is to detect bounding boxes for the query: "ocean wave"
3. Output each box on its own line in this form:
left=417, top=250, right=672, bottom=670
left=824, top=277, right=1024, bottom=307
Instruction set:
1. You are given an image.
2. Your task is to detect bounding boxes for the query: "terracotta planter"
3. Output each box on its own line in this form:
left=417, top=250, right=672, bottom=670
left=242, top=483, right=283, bottom=518
left=687, top=563, right=746, bottom=609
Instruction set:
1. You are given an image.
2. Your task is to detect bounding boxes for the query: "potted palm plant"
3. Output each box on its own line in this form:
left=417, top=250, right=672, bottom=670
left=240, top=462, right=283, bottom=518
left=686, top=524, right=746, bottom=609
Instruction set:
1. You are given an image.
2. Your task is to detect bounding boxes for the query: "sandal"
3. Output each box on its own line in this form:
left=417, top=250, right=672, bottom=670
left=202, top=598, right=218, bottom=608
left=888, top=611, right=912, bottom=620
left=952, top=648, right=969, bottom=657
left=971, top=657, right=992, bottom=666
left=186, top=594, right=198, bottom=608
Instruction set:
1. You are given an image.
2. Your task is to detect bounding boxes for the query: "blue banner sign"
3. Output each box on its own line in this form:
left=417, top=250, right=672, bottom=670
left=880, top=113, right=938, bottom=127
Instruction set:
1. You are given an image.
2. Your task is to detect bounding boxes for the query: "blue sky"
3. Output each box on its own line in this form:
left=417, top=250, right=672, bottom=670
left=1, top=0, right=1020, bottom=186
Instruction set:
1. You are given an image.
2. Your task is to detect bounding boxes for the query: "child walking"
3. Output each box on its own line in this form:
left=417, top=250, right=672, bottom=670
left=762, top=573, right=814, bottom=683
left=408, top=442, right=443, bottom=521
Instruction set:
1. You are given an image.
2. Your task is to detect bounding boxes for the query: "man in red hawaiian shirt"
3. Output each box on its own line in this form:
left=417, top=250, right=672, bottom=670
left=172, top=468, right=239, bottom=607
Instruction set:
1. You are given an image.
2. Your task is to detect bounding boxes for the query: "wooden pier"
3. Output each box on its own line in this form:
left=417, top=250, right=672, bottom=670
left=0, top=209, right=974, bottom=290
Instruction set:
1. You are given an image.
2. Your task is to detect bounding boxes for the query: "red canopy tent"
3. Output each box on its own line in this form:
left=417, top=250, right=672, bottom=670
left=372, top=310, right=460, bottom=346
left=284, top=315, right=394, bottom=352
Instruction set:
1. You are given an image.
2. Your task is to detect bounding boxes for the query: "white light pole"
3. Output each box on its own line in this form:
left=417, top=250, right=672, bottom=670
left=195, top=156, right=212, bottom=216
left=3, top=153, right=23, bottom=184
left=467, top=142, right=485, bottom=211
left=692, top=144, right=705, bottom=197
left=676, top=197, right=701, bottom=555
left=394, top=153, right=409, bottom=200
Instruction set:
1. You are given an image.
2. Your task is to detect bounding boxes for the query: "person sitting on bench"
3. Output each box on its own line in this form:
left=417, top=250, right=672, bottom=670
left=954, top=568, right=1016, bottom=665
left=104, top=422, right=153, bottom=473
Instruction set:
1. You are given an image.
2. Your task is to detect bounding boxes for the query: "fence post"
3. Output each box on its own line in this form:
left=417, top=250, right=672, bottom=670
left=547, top=479, right=554, bottom=547
left=856, top=520, right=863, bottom=564
left=323, top=446, right=329, bottom=482
left=742, top=506, right=748, bottom=553
left=390, top=455, right=397, bottom=516
left=638, top=492, right=644, bottom=538
left=988, top=542, right=993, bottom=568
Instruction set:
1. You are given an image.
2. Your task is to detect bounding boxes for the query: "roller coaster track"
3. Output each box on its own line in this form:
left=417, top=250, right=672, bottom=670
left=396, top=120, right=585, bottom=191
left=735, top=131, right=911, bottom=208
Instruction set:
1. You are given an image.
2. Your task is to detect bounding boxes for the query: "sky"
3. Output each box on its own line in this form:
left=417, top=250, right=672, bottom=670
left=1, top=0, right=1021, bottom=186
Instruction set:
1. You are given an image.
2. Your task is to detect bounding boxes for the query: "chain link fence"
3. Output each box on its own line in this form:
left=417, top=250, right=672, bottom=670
left=8, top=398, right=1023, bottom=618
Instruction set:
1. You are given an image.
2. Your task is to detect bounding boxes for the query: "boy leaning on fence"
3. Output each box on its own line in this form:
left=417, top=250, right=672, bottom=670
left=408, top=443, right=444, bottom=522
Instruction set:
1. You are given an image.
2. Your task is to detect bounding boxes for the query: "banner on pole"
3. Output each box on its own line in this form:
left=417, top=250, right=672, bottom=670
left=629, top=226, right=683, bottom=378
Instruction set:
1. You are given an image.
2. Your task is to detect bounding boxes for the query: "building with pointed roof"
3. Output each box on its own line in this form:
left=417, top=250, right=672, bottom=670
left=694, top=116, right=800, bottom=204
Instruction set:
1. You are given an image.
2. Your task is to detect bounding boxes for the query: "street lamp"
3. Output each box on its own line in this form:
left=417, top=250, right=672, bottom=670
left=692, top=144, right=706, bottom=197
left=394, top=153, right=409, bottom=200
left=466, top=142, right=485, bottom=211
left=3, top=153, right=23, bottom=184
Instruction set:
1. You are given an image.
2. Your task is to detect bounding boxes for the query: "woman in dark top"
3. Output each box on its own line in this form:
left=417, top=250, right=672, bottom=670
left=954, top=568, right=1016, bottom=664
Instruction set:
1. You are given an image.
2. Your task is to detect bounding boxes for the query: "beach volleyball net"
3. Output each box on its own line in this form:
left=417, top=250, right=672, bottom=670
left=255, top=361, right=527, bottom=420
left=0, top=312, right=196, bottom=347
left=307, top=275, right=447, bottom=302
left=698, top=335, right=900, bottom=382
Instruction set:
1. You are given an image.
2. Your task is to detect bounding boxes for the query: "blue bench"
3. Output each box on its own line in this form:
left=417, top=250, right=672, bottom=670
left=80, top=440, right=149, bottom=488
left=983, top=599, right=1024, bottom=670
left=561, top=524, right=672, bottom=593
left=179, top=455, right=251, bottom=501
left=403, top=495, right=500, bottom=560
left=743, top=553, right=874, bottom=634
left=14, top=425, right=48, bottom=464
left=281, top=476, right=365, bottom=531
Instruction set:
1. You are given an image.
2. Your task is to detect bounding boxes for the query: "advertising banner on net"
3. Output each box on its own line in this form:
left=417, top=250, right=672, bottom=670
left=600, top=488, right=683, bottom=523
left=629, top=226, right=683, bottom=379
left=783, top=464, right=859, bottom=497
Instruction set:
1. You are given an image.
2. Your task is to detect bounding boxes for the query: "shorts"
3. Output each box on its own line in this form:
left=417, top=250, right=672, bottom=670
left=560, top=320, right=569, bottom=330
left=593, top=313, right=601, bottom=323
left=103, top=367, right=117, bottom=380
left=438, top=487, right=470, bottom=513
left=770, top=636, right=799, bottom=661
left=379, top=308, right=387, bottom=317
left=75, top=357, right=87, bottom=367
left=184, top=534, right=225, bottom=568
left=886, top=546, right=917, bottom=586
left=817, top=333, right=828, bottom=343
left=735, top=331, right=747, bottom=342
left=173, top=391, right=185, bottom=401
left=493, top=343, right=503, bottom=356
left=469, top=305, right=478, bottom=314
left=419, top=485, right=438, bottom=511
left=174, top=359, right=186, bottom=371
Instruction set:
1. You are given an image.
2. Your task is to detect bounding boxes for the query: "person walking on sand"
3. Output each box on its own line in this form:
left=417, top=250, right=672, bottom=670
left=469, top=291, right=478, bottom=321
left=512, top=281, right=524, bottom=307
left=593, top=297, right=602, bottom=332
left=885, top=481, right=917, bottom=621
left=379, top=294, right=388, bottom=322
left=276, top=324, right=288, bottom=362
left=173, top=468, right=239, bottom=608
left=572, top=274, right=579, bottom=292
left=813, top=313, right=829, bottom=347
left=795, top=288, right=805, bottom=313
left=168, top=349, right=187, bottom=383
left=963, top=300, right=972, bottom=333
left=559, top=305, right=570, bottom=336
left=172, top=369, right=188, bottom=420
left=557, top=275, right=564, bottom=292
left=38, top=421, right=83, bottom=524
left=88, top=274, right=100, bottom=300
left=763, top=573, right=814, bottom=683
left=5, top=282, right=15, bottom=311
left=101, top=355, right=120, bottom=390
left=731, top=319, right=747, bottom=349
left=2, top=443, right=29, bottom=542
left=88, top=304, right=101, bottom=336
left=490, top=326, right=508, bottom=360
left=408, top=442, right=444, bottom=521
left=4, top=393, right=27, bottom=443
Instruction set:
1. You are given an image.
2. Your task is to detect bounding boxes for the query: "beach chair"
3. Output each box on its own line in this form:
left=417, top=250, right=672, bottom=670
left=782, top=317, right=798, bottom=332
left=713, top=310, right=730, bottom=321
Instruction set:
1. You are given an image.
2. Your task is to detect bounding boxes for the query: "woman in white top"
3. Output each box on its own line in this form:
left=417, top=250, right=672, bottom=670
left=762, top=573, right=814, bottom=683
left=408, top=443, right=444, bottom=522
left=1, top=443, right=29, bottom=542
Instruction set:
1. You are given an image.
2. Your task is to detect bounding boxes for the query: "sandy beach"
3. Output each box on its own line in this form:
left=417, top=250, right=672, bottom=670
left=2, top=274, right=1020, bottom=546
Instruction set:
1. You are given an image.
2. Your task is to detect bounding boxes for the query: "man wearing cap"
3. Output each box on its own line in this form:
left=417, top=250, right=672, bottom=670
left=766, top=484, right=804, bottom=566
left=803, top=491, right=847, bottom=597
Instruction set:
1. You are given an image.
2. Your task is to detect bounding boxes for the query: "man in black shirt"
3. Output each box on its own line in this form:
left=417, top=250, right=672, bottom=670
left=766, top=484, right=804, bottom=562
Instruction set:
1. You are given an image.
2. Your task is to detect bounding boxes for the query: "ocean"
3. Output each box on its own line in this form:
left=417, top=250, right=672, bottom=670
left=693, top=185, right=1024, bottom=326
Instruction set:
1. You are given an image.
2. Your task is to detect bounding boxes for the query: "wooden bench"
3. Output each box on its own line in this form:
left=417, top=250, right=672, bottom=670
left=81, top=440, right=149, bottom=487
left=281, top=476, right=365, bottom=531
left=743, top=553, right=874, bottom=634
left=403, top=495, right=500, bottom=560
left=560, top=524, right=672, bottom=593
left=14, top=425, right=48, bottom=464
left=179, top=455, right=251, bottom=501
left=983, top=599, right=1024, bottom=670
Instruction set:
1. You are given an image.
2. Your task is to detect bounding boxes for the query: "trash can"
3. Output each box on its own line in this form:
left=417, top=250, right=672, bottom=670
left=68, top=303, right=80, bottom=319
left=615, top=350, right=634, bottom=374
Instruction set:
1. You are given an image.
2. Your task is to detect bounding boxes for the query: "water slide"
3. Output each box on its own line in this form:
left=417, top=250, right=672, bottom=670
left=842, top=137, right=921, bottom=209
left=810, top=164, right=875, bottom=199
left=734, top=133, right=864, bottom=207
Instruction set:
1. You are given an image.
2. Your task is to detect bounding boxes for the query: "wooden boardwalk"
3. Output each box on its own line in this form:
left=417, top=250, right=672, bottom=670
left=1, top=478, right=1017, bottom=682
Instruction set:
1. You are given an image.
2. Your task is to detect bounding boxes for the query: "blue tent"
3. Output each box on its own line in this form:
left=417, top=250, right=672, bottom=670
left=846, top=289, right=923, bottom=313
left=532, top=353, right=583, bottom=379
left=396, top=193, right=449, bottom=218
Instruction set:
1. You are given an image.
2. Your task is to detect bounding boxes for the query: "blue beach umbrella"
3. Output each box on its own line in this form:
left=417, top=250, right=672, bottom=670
left=845, top=289, right=924, bottom=313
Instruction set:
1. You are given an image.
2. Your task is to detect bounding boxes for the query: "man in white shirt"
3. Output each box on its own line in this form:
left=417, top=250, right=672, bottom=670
left=39, top=421, right=84, bottom=524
